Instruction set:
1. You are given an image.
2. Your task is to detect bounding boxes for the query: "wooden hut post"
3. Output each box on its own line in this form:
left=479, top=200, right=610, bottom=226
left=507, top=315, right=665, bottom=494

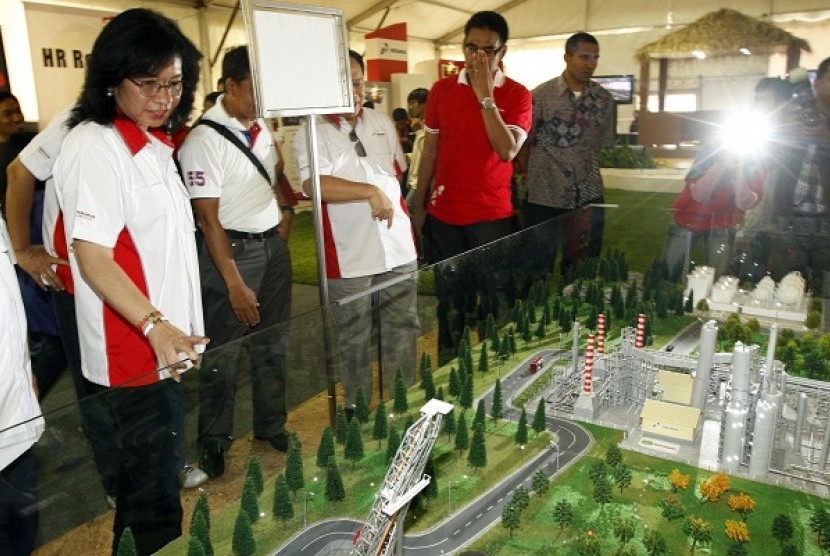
left=639, top=57, right=650, bottom=114
left=658, top=58, right=669, bottom=111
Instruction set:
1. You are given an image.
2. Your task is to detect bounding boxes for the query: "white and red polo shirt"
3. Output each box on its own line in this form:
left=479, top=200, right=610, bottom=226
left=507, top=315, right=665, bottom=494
left=294, top=108, right=416, bottom=279
left=178, top=98, right=281, bottom=233
left=54, top=117, right=204, bottom=387
left=424, top=68, right=532, bottom=225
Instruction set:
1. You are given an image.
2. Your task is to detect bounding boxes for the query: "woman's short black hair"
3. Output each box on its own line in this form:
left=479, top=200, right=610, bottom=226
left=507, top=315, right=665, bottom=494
left=69, top=8, right=201, bottom=131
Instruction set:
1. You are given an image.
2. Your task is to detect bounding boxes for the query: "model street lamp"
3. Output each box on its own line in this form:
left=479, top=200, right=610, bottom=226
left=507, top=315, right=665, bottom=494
left=303, top=491, right=315, bottom=527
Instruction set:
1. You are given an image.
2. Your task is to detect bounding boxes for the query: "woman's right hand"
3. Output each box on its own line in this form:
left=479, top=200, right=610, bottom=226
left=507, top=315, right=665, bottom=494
left=146, top=320, right=209, bottom=379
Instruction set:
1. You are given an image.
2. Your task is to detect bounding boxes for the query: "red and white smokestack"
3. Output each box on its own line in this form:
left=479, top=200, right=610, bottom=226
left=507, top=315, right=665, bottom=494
left=584, top=334, right=595, bottom=394
left=597, top=314, right=606, bottom=355
left=635, top=313, right=646, bottom=348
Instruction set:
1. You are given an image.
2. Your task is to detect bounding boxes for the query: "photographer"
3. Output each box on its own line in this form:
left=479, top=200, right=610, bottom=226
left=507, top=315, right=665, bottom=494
left=762, top=59, right=830, bottom=285
left=662, top=77, right=791, bottom=281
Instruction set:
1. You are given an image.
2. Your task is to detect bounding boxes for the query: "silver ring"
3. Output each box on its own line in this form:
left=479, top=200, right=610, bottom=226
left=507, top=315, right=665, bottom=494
left=40, top=274, right=49, bottom=285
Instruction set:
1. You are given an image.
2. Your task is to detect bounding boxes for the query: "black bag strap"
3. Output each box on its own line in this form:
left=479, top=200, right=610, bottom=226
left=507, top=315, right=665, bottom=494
left=194, top=119, right=271, bottom=185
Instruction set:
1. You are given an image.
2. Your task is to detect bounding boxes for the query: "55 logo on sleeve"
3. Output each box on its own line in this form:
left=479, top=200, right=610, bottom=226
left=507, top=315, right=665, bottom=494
left=187, top=170, right=205, bottom=187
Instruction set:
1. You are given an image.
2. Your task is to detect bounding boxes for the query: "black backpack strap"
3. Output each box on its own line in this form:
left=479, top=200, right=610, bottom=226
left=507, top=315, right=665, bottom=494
left=194, top=119, right=272, bottom=185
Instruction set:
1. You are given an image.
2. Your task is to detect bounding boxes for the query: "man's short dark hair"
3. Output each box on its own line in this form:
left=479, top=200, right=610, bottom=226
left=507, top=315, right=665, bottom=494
left=464, top=11, right=509, bottom=46
left=565, top=32, right=599, bottom=54
left=349, top=50, right=365, bottom=74
left=407, top=88, right=428, bottom=104
left=222, top=46, right=251, bottom=84
left=818, top=57, right=830, bottom=80
left=392, top=107, right=408, bottom=121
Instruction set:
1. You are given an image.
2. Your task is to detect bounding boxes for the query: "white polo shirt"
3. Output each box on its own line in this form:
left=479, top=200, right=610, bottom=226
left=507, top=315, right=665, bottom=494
left=0, top=213, right=44, bottom=470
left=54, top=118, right=204, bottom=387
left=178, top=97, right=280, bottom=233
left=18, top=107, right=73, bottom=292
left=294, top=109, right=416, bottom=279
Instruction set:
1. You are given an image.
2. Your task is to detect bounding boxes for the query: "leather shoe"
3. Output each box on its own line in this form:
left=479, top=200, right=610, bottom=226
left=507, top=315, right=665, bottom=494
left=199, top=442, right=225, bottom=478
left=255, top=432, right=289, bottom=452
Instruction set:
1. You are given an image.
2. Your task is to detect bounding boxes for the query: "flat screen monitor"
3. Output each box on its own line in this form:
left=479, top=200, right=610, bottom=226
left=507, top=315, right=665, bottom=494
left=591, top=74, right=634, bottom=104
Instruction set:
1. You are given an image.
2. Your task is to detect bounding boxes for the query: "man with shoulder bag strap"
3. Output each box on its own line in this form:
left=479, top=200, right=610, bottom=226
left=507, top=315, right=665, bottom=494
left=177, top=46, right=293, bottom=477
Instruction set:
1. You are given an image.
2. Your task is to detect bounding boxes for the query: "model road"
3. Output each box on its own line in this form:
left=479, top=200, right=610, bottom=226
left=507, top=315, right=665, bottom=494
left=276, top=352, right=591, bottom=555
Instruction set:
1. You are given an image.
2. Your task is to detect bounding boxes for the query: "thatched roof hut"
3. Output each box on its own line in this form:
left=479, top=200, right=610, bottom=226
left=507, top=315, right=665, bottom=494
left=636, top=8, right=810, bottom=113
left=637, top=8, right=810, bottom=62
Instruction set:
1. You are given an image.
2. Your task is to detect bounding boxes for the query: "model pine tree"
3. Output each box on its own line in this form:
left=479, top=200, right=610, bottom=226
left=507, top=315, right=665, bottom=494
left=515, top=407, right=528, bottom=445
left=435, top=385, right=445, bottom=401
left=232, top=508, right=256, bottom=556
left=478, top=340, right=489, bottom=373
left=421, top=368, right=435, bottom=401
left=335, top=406, right=348, bottom=445
left=317, top=427, right=335, bottom=468
left=116, top=528, right=137, bottom=556
left=272, top=474, right=294, bottom=525
left=614, top=464, right=633, bottom=494
left=468, top=422, right=487, bottom=470
left=372, top=400, right=388, bottom=449
left=386, top=426, right=401, bottom=465
left=419, top=351, right=431, bottom=376
left=423, top=457, right=438, bottom=502
left=502, top=503, right=521, bottom=537
left=344, top=417, right=365, bottom=467
left=189, top=509, right=213, bottom=556
left=473, top=398, right=486, bottom=430
left=285, top=442, right=305, bottom=495
left=192, top=491, right=211, bottom=533
left=454, top=411, right=470, bottom=456
left=245, top=456, right=264, bottom=495
left=448, top=367, right=461, bottom=398
left=606, top=444, right=623, bottom=468
left=532, top=469, right=549, bottom=494
left=532, top=397, right=546, bottom=434
left=354, top=387, right=370, bottom=424
left=240, top=476, right=259, bottom=523
left=553, top=500, right=574, bottom=531
left=187, top=537, right=206, bottom=556
left=511, top=486, right=529, bottom=511
left=491, top=378, right=504, bottom=421
left=442, top=407, right=456, bottom=440
left=459, top=373, right=473, bottom=409
left=393, top=369, right=409, bottom=413
left=325, top=456, right=345, bottom=502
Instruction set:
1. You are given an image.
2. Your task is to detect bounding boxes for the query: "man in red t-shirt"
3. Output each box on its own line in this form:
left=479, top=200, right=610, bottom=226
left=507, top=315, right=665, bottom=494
left=412, top=11, right=531, bottom=362
left=412, top=10, right=531, bottom=260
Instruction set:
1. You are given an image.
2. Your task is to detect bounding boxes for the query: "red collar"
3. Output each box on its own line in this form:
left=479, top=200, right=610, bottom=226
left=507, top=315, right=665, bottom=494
left=325, top=110, right=362, bottom=130
left=113, top=115, right=174, bottom=156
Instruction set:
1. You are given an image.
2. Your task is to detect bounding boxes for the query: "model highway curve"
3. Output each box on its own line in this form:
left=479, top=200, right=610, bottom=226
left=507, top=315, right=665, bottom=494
left=275, top=352, right=592, bottom=555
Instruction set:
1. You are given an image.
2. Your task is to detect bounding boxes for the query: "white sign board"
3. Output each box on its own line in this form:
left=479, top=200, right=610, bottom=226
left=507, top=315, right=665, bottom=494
left=242, top=0, right=353, bottom=117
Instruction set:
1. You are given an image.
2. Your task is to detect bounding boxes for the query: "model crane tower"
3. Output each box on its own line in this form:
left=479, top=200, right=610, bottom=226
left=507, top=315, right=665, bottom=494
left=353, top=399, right=453, bottom=556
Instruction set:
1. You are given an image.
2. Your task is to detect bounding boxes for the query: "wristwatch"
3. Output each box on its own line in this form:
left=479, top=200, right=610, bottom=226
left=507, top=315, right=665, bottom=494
left=479, top=96, right=497, bottom=111
left=280, top=205, right=295, bottom=215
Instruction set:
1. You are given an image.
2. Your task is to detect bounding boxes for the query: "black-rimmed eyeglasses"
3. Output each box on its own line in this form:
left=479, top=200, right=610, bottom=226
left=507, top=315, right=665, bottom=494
left=349, top=128, right=367, bottom=157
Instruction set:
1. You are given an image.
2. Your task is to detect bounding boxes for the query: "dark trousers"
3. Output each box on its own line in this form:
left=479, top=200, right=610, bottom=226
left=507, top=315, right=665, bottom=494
left=51, top=290, right=120, bottom=497
left=27, top=331, right=66, bottom=400
left=198, top=234, right=292, bottom=450
left=523, top=199, right=605, bottom=275
left=423, top=214, right=513, bottom=364
left=108, top=380, right=184, bottom=556
left=0, top=449, right=38, bottom=556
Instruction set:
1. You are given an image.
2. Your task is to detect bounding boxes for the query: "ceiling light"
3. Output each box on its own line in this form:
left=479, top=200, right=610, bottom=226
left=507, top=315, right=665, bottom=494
left=692, top=50, right=706, bottom=59
left=740, top=48, right=751, bottom=55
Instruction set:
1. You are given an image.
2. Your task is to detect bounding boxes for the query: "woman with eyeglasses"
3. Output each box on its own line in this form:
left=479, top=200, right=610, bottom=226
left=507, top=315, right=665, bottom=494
left=53, top=9, right=206, bottom=554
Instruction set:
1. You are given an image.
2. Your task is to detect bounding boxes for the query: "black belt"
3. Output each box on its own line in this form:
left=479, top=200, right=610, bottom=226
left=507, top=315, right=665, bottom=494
left=226, top=227, right=277, bottom=240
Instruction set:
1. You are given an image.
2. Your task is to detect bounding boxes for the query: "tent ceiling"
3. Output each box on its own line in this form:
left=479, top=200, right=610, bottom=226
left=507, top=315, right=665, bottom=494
left=185, top=0, right=830, bottom=46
